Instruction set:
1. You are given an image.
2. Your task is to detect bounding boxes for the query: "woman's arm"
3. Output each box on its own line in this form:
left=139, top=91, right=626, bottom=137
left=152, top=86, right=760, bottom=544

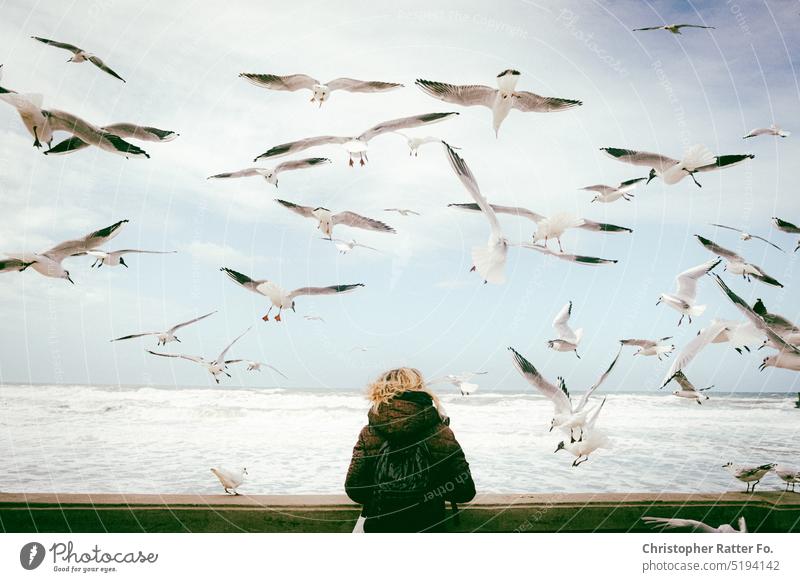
left=435, top=426, right=476, bottom=503
left=344, top=427, right=374, bottom=505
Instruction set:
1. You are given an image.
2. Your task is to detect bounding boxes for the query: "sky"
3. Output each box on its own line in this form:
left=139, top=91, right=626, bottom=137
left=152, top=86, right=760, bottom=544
left=0, top=0, right=798, bottom=394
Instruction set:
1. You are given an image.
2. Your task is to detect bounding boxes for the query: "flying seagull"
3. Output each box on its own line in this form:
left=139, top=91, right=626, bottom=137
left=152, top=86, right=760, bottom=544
left=662, top=371, right=713, bottom=405
left=633, top=24, right=715, bottom=34
left=393, top=132, right=450, bottom=156
left=601, top=145, right=753, bottom=187
left=111, top=311, right=217, bottom=346
left=722, top=462, right=776, bottom=493
left=581, top=177, right=647, bottom=203
left=31, top=36, right=125, bottom=82
left=253, top=111, right=459, bottom=166
left=509, top=346, right=620, bottom=442
left=660, top=320, right=729, bottom=390
left=207, top=158, right=331, bottom=188
left=220, top=267, right=364, bottom=322
left=383, top=208, right=420, bottom=216
left=448, top=203, right=631, bottom=252
left=710, top=223, right=783, bottom=252
left=429, top=371, right=488, bottom=396
left=42, top=109, right=149, bottom=158
left=224, top=359, right=287, bottom=377
left=275, top=199, right=396, bottom=239
left=707, top=319, right=764, bottom=355
left=2, top=219, right=128, bottom=283
left=554, top=398, right=610, bottom=467
left=416, top=69, right=582, bottom=136
left=656, top=259, right=720, bottom=325
left=239, top=73, right=402, bottom=107
left=444, top=142, right=508, bottom=284
left=743, top=124, right=790, bottom=139
left=695, top=235, right=782, bottom=287
left=619, top=337, right=675, bottom=360
left=83, top=249, right=176, bottom=268
left=0, top=93, right=54, bottom=148
left=211, top=467, right=248, bottom=495
left=146, top=327, right=251, bottom=384
left=325, top=238, right=380, bottom=255
left=548, top=301, right=583, bottom=358
left=44, top=123, right=179, bottom=155
left=642, top=516, right=746, bottom=533
left=772, top=217, right=800, bottom=252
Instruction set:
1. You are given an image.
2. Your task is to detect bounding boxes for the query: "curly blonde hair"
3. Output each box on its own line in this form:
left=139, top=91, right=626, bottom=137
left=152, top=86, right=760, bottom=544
left=366, top=367, right=442, bottom=413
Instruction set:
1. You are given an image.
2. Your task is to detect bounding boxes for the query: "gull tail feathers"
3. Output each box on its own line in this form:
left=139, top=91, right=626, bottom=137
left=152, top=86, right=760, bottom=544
left=681, top=144, right=715, bottom=171
left=471, top=245, right=506, bottom=285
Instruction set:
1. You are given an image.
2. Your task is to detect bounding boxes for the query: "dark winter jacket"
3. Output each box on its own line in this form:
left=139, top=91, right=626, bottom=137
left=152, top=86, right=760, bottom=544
left=345, top=391, right=475, bottom=532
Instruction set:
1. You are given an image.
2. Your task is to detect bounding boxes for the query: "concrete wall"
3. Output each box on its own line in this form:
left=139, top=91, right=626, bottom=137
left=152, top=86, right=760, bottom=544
left=1, top=492, right=799, bottom=533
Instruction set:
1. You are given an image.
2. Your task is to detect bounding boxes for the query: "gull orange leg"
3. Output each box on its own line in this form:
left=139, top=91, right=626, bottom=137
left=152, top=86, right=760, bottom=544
left=262, top=306, right=273, bottom=322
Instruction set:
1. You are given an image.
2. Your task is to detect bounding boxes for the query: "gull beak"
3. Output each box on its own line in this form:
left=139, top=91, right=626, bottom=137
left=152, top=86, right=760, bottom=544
left=758, top=362, right=766, bottom=372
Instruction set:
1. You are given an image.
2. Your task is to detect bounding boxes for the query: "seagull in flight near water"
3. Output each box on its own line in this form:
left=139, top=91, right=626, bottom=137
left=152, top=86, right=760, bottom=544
left=110, top=311, right=216, bottom=346
left=275, top=199, right=396, bottom=239
left=548, top=301, right=583, bottom=358
left=416, top=69, right=581, bottom=136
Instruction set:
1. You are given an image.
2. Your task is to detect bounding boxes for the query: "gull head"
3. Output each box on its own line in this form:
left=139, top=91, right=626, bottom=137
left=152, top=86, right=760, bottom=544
left=739, top=232, right=751, bottom=241
left=264, top=172, right=278, bottom=186
left=655, top=294, right=664, bottom=306
left=554, top=441, right=566, bottom=454
left=311, top=84, right=329, bottom=106
left=242, top=467, right=248, bottom=476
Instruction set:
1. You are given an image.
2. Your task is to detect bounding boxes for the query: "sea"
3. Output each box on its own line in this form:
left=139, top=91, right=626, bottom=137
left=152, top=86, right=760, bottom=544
left=0, top=384, right=797, bottom=496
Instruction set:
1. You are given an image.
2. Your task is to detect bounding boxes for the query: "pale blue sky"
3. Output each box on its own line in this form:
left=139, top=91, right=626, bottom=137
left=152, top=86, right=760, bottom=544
left=0, top=0, right=798, bottom=393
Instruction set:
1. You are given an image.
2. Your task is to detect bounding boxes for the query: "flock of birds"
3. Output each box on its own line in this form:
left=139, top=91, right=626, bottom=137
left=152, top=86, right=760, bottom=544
left=0, top=22, right=798, bottom=509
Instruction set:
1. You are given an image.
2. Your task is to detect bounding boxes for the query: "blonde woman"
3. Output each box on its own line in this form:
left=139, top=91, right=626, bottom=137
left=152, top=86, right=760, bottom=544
left=345, top=368, right=475, bottom=532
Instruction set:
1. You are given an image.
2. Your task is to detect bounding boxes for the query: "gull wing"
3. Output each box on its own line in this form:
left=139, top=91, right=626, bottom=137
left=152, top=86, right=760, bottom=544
left=748, top=235, right=784, bottom=252
left=43, top=136, right=90, bottom=155
left=712, top=275, right=800, bottom=354
left=576, top=346, right=622, bottom=412
left=675, top=24, right=715, bottom=30
left=332, top=212, right=396, bottom=233
left=552, top=301, right=577, bottom=342
left=225, top=360, right=288, bottom=378
left=326, top=78, right=402, bottom=93
left=620, top=339, right=656, bottom=348
left=695, top=235, right=743, bottom=262
left=415, top=79, right=496, bottom=108
left=578, top=219, right=632, bottom=233
left=695, top=154, right=754, bottom=173
left=517, top=243, right=618, bottom=265
left=87, top=55, right=125, bottom=82
left=146, top=350, right=205, bottom=364
left=274, top=157, right=331, bottom=174
left=511, top=91, right=582, bottom=113
left=254, top=135, right=351, bottom=161
left=287, top=284, right=365, bottom=301
left=215, top=327, right=251, bottom=366
left=31, top=36, right=81, bottom=53
left=585, top=397, right=607, bottom=429
left=641, top=517, right=717, bottom=533
left=0, top=258, right=33, bottom=272
left=110, top=332, right=160, bottom=342
left=358, top=111, right=459, bottom=143
left=674, top=259, right=720, bottom=301
left=580, top=185, right=615, bottom=195
left=42, top=219, right=129, bottom=262
left=102, top=124, right=178, bottom=141
left=632, top=26, right=666, bottom=32
left=239, top=73, right=318, bottom=91
left=710, top=223, right=745, bottom=235
left=220, top=267, right=264, bottom=294
left=444, top=144, right=503, bottom=239
left=448, top=202, right=545, bottom=223
left=660, top=320, right=729, bottom=388
left=275, top=199, right=317, bottom=218
left=168, top=310, right=217, bottom=334
left=113, top=249, right=177, bottom=256
left=600, top=147, right=679, bottom=172
left=618, top=177, right=648, bottom=190
left=208, top=167, right=264, bottom=179
left=772, top=217, right=800, bottom=234
left=508, top=347, right=572, bottom=414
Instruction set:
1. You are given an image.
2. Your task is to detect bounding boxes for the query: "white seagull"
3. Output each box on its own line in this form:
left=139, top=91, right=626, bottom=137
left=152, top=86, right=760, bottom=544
left=32, top=36, right=125, bottom=82
left=743, top=124, right=790, bottom=139
left=393, top=132, right=450, bottom=156
left=656, top=258, right=720, bottom=325
left=429, top=371, right=488, bottom=396
left=45, top=123, right=179, bottom=155
left=752, top=298, right=800, bottom=346
left=42, top=109, right=150, bottom=158
left=554, top=398, right=610, bottom=467
left=661, top=370, right=712, bottom=404
left=220, top=267, right=365, bottom=322
left=601, top=145, right=754, bottom=187
left=773, top=465, right=800, bottom=492
left=383, top=208, right=420, bottom=216
left=642, top=516, right=746, bottom=533
left=581, top=177, right=647, bottom=203
left=619, top=336, right=675, bottom=360
left=722, top=462, right=776, bottom=493
left=252, top=111, right=459, bottom=166
left=707, top=319, right=764, bottom=355
left=659, top=320, right=730, bottom=389
left=710, top=224, right=784, bottom=252
left=448, top=203, right=631, bottom=252
left=147, top=327, right=251, bottom=384
left=325, top=238, right=380, bottom=255
left=2, top=219, right=128, bottom=283
left=110, top=311, right=216, bottom=346
left=275, top=199, right=396, bottom=239
left=207, top=157, right=331, bottom=188
left=211, top=467, right=248, bottom=495
left=239, top=73, right=402, bottom=107
left=772, top=217, right=800, bottom=253
left=696, top=235, right=782, bottom=287
left=548, top=301, right=583, bottom=358
left=444, top=142, right=508, bottom=284
left=509, top=346, right=620, bottom=442
left=224, top=359, right=287, bottom=377
left=416, top=69, right=582, bottom=136
left=83, top=249, right=176, bottom=268
left=633, top=24, right=715, bottom=34
left=0, top=93, right=54, bottom=149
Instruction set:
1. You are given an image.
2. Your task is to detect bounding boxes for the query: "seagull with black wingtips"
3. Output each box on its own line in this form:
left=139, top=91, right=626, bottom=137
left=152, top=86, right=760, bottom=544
left=275, top=199, right=396, bottom=239
left=772, top=217, right=800, bottom=252
left=581, top=177, right=647, bottom=203
left=695, top=234, right=783, bottom=287
left=239, top=73, right=402, bottom=107
left=207, top=157, right=330, bottom=188
left=110, top=311, right=217, bottom=346
left=31, top=36, right=125, bottom=82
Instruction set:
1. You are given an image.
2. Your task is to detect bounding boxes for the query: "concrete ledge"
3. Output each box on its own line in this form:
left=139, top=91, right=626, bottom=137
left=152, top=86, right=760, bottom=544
left=1, top=492, right=799, bottom=532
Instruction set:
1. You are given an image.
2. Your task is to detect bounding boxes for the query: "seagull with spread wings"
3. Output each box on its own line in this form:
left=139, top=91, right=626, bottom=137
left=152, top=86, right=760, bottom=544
left=581, top=177, right=647, bottom=203
left=428, top=371, right=488, bottom=396
left=220, top=267, right=364, bottom=322
left=2, top=219, right=128, bottom=283
left=416, top=69, right=581, bottom=136
left=31, top=36, right=125, bottom=82
left=253, top=111, right=459, bottom=166
left=81, top=249, right=176, bottom=268
left=146, top=327, right=252, bottom=384
left=42, top=109, right=150, bottom=158
left=601, top=145, right=753, bottom=187
left=239, top=73, right=402, bottom=107
left=275, top=199, right=395, bottom=239
left=619, top=337, right=675, bottom=360
left=656, top=259, right=720, bottom=325
left=111, top=311, right=217, bottom=346
left=743, top=124, right=790, bottom=139
left=548, top=301, right=583, bottom=358
left=710, top=223, right=784, bottom=252
left=633, top=24, right=715, bottom=34
left=696, top=235, right=783, bottom=287
left=207, top=157, right=330, bottom=188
